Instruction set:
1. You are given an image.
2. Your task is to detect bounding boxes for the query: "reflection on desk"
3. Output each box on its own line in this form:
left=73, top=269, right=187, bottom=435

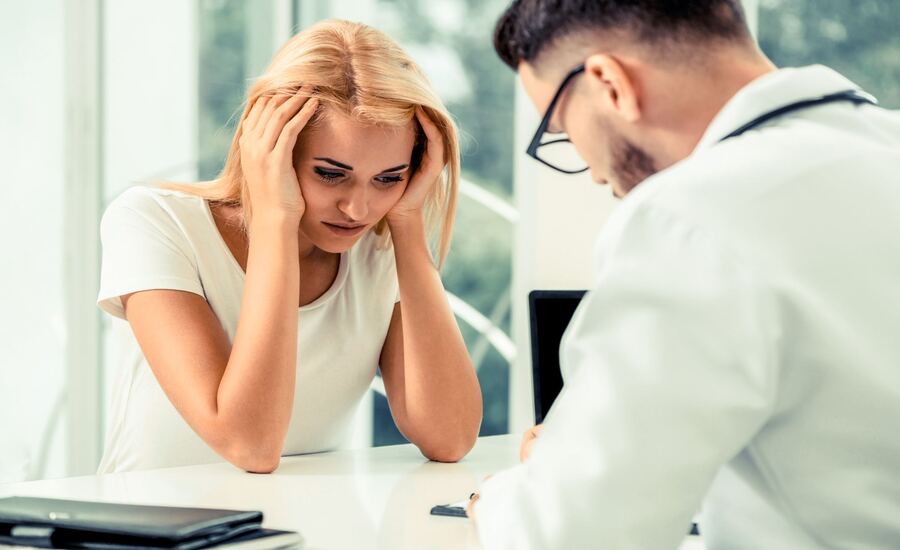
left=0, top=435, right=705, bottom=550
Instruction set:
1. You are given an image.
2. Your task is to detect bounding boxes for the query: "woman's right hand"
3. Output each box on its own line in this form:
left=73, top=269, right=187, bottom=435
left=239, top=86, right=319, bottom=225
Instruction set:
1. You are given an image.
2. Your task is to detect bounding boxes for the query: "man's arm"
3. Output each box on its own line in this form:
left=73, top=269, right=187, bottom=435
left=474, top=206, right=780, bottom=549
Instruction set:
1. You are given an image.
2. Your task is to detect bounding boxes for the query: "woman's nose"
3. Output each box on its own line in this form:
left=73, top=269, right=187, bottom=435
left=338, top=184, right=369, bottom=221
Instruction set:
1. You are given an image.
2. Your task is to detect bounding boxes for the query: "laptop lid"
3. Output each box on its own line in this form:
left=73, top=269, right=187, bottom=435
left=528, top=290, right=586, bottom=424
left=0, top=496, right=262, bottom=543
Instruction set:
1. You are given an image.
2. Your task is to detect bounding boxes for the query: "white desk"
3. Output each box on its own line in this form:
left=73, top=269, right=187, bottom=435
left=1, top=435, right=705, bottom=549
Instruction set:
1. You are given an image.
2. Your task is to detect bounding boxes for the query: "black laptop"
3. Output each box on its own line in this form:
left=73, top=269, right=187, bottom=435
left=0, top=496, right=301, bottom=549
left=528, top=290, right=586, bottom=424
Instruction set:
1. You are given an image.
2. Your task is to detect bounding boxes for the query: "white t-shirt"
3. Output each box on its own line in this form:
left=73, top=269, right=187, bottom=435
left=96, top=186, right=399, bottom=473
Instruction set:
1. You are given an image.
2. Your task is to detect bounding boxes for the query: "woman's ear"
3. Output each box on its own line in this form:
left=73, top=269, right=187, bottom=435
left=584, top=53, right=642, bottom=123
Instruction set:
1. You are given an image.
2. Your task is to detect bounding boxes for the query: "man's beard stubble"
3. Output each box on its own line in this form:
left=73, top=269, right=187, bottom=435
left=609, top=133, right=658, bottom=198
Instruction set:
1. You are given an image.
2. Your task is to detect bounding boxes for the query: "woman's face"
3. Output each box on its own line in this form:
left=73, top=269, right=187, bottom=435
left=293, top=109, right=417, bottom=253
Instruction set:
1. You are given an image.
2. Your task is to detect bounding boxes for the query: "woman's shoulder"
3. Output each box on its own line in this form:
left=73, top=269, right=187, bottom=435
left=106, top=185, right=205, bottom=217
left=101, top=185, right=211, bottom=245
left=103, top=185, right=211, bottom=231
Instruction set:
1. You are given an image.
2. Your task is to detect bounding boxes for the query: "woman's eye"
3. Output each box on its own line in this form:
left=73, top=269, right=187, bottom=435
left=314, top=167, right=344, bottom=182
left=375, top=175, right=404, bottom=187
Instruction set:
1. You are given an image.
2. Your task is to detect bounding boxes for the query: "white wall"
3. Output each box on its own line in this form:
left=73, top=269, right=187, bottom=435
left=509, top=81, right=619, bottom=433
left=0, top=0, right=200, bottom=482
left=743, top=0, right=759, bottom=37
left=0, top=1, right=68, bottom=482
left=102, top=0, right=198, bottom=202
left=100, top=0, right=198, bottom=426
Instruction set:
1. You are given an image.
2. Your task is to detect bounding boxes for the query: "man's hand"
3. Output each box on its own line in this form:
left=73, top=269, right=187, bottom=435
left=519, top=423, right=544, bottom=463
left=466, top=492, right=480, bottom=520
left=468, top=424, right=545, bottom=521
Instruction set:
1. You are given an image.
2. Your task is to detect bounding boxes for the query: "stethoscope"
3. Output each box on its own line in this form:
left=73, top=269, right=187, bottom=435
left=718, top=89, right=879, bottom=143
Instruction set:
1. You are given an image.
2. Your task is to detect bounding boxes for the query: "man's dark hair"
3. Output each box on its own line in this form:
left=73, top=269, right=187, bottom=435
left=494, top=0, right=752, bottom=69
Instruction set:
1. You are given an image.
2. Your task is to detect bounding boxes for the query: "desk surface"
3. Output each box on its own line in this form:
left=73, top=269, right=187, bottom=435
left=1, top=435, right=705, bottom=550
left=1, top=435, right=516, bottom=549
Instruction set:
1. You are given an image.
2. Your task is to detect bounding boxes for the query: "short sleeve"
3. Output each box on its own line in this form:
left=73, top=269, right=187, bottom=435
left=97, top=188, right=205, bottom=320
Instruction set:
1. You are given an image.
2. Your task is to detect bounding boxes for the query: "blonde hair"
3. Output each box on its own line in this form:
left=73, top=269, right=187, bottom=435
left=166, top=19, right=459, bottom=267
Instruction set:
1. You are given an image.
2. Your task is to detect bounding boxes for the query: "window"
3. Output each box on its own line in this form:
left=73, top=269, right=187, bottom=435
left=758, top=0, right=900, bottom=108
left=0, top=2, right=69, bottom=482
left=339, top=0, right=518, bottom=444
left=195, top=0, right=517, bottom=446
left=18, top=0, right=895, bottom=483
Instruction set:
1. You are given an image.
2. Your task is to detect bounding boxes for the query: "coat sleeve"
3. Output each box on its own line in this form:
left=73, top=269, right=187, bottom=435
left=475, top=205, right=781, bottom=550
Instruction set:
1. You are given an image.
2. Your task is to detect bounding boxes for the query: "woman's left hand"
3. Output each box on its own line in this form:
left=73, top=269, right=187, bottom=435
left=386, top=107, right=445, bottom=226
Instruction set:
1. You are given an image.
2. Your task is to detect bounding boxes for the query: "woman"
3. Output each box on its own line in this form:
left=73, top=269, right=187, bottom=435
left=96, top=19, right=482, bottom=473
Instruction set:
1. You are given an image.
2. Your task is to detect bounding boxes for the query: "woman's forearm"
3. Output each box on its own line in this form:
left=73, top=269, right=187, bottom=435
left=389, top=216, right=483, bottom=459
left=215, top=216, right=300, bottom=468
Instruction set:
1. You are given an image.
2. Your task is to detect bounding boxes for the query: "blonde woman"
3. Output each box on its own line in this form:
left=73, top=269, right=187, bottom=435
left=96, top=20, right=482, bottom=473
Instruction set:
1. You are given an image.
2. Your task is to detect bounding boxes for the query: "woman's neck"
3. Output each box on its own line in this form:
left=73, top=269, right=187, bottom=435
left=211, top=203, right=337, bottom=272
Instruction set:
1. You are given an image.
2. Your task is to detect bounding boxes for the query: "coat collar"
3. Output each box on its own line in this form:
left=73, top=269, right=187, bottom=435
left=694, top=65, right=865, bottom=153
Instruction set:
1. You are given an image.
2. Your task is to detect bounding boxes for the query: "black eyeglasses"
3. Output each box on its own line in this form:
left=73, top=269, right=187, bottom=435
left=526, top=64, right=588, bottom=174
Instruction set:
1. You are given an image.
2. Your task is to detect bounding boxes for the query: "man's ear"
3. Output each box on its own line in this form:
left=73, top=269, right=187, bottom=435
left=584, top=53, right=641, bottom=123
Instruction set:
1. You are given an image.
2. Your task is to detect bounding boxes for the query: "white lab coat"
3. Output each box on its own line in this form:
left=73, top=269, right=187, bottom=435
left=475, top=66, right=900, bottom=549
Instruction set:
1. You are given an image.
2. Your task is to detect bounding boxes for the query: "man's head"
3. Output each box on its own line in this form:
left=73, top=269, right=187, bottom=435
left=494, top=0, right=773, bottom=196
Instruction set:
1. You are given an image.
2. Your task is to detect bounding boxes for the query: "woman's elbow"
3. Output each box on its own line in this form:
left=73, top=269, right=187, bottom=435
left=237, top=453, right=281, bottom=474
left=219, top=438, right=283, bottom=473
left=421, top=433, right=478, bottom=463
left=424, top=448, right=466, bottom=463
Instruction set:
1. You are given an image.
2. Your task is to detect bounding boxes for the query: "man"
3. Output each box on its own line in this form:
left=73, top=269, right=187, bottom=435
left=470, top=1, right=900, bottom=548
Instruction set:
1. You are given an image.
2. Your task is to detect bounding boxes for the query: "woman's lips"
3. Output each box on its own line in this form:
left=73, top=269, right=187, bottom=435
left=322, top=221, right=367, bottom=237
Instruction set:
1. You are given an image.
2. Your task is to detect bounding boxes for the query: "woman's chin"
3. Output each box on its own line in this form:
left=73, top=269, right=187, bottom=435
left=311, top=230, right=370, bottom=254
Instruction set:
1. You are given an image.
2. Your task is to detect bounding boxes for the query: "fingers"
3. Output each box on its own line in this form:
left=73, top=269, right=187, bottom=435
left=416, top=106, right=442, bottom=143
left=261, top=86, right=314, bottom=151
left=241, top=86, right=315, bottom=150
left=519, top=431, right=531, bottom=462
left=518, top=423, right=543, bottom=463
left=414, top=107, right=446, bottom=175
left=466, top=492, right=480, bottom=519
left=521, top=423, right=542, bottom=443
left=258, top=95, right=282, bottom=132
left=242, top=96, right=268, bottom=133
left=240, top=94, right=281, bottom=144
left=274, top=96, right=319, bottom=156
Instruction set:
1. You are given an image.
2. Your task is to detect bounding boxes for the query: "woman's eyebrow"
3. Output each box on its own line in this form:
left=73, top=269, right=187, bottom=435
left=314, top=157, right=354, bottom=170
left=379, top=164, right=409, bottom=174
